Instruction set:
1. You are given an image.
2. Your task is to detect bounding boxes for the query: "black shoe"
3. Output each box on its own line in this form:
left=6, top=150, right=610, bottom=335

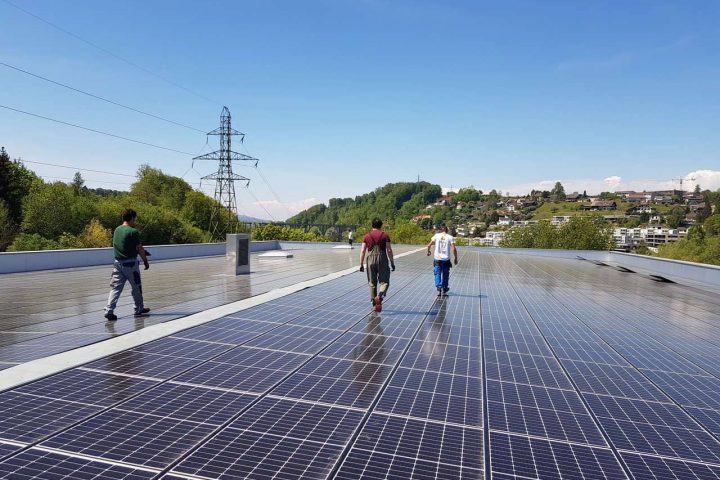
left=104, top=312, right=117, bottom=321
left=443, top=287, right=449, bottom=295
left=134, top=307, right=150, bottom=317
left=437, top=287, right=442, bottom=297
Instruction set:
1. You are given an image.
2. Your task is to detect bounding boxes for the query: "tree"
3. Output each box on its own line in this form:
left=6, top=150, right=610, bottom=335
left=550, top=182, right=566, bottom=201
left=704, top=215, right=720, bottom=236
left=694, top=184, right=701, bottom=194
left=21, top=182, right=98, bottom=239
left=0, top=147, right=39, bottom=225
left=0, top=199, right=17, bottom=251
left=71, top=172, right=85, bottom=196
left=131, top=165, right=193, bottom=211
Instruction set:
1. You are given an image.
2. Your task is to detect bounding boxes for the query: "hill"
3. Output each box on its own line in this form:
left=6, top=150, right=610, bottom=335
left=287, top=181, right=443, bottom=226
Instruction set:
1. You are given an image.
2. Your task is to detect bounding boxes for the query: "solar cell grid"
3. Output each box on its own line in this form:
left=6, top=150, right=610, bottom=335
left=171, top=361, right=289, bottom=394
left=116, top=383, right=256, bottom=426
left=0, top=448, right=157, bottom=480
left=0, top=442, right=22, bottom=460
left=484, top=349, right=573, bottom=390
left=401, top=340, right=482, bottom=377
left=40, top=409, right=217, bottom=469
left=80, top=351, right=205, bottom=380
left=620, top=452, right=720, bottom=480
left=563, top=360, right=669, bottom=402
left=376, top=368, right=482, bottom=426
left=351, top=413, right=483, bottom=471
left=685, top=407, right=720, bottom=437
left=244, top=324, right=342, bottom=353
left=334, top=447, right=483, bottom=480
left=170, top=322, right=272, bottom=344
left=171, top=428, right=344, bottom=480
left=489, top=431, right=628, bottom=480
left=128, top=337, right=234, bottom=360
left=211, top=346, right=310, bottom=370
left=0, top=391, right=102, bottom=443
left=289, top=356, right=391, bottom=386
left=227, top=397, right=364, bottom=445
left=322, top=329, right=409, bottom=366
left=14, top=369, right=159, bottom=406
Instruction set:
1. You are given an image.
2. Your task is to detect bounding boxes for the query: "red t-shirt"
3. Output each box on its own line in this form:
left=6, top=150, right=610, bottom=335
left=363, top=230, right=390, bottom=251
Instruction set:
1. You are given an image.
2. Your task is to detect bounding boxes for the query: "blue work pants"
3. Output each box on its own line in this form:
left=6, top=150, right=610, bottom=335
left=433, top=260, right=451, bottom=289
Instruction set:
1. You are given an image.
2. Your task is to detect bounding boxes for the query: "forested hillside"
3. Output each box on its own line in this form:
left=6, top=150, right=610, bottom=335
left=287, top=181, right=442, bottom=225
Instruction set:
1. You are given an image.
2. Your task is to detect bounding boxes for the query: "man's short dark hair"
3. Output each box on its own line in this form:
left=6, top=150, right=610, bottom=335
left=372, top=218, right=383, bottom=229
left=441, top=225, right=449, bottom=233
left=121, top=209, right=137, bottom=222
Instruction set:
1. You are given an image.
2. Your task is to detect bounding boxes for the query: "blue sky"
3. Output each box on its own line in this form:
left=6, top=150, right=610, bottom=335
left=2, top=0, right=719, bottom=219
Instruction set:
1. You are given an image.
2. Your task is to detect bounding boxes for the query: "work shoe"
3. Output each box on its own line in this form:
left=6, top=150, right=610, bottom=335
left=104, top=312, right=117, bottom=322
left=443, top=287, right=450, bottom=295
left=437, top=287, right=443, bottom=297
left=374, top=296, right=382, bottom=313
left=134, top=308, right=151, bottom=317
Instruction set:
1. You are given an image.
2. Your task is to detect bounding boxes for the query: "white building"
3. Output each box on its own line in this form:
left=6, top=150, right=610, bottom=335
left=481, top=230, right=505, bottom=247
left=613, top=227, right=687, bottom=249
left=551, top=216, right=572, bottom=226
left=497, top=216, right=513, bottom=226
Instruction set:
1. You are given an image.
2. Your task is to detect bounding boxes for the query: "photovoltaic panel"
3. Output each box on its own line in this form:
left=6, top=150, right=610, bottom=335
left=484, top=348, right=573, bottom=390
left=401, top=340, right=482, bottom=377
left=227, top=396, right=364, bottom=444
left=489, top=431, right=628, bottom=479
left=562, top=359, right=669, bottom=402
left=117, top=383, right=256, bottom=426
left=486, top=379, right=607, bottom=446
left=348, top=413, right=483, bottom=472
left=212, top=346, right=310, bottom=370
left=0, top=442, right=22, bottom=460
left=171, top=428, right=344, bottom=479
left=40, top=410, right=217, bottom=470
left=321, top=330, right=409, bottom=366
left=170, top=322, right=272, bottom=345
left=81, top=351, right=205, bottom=380
left=620, top=452, right=720, bottom=480
left=0, top=391, right=101, bottom=443
left=335, top=447, right=483, bottom=479
left=685, top=407, right=720, bottom=437
left=128, top=337, right=233, bottom=360
left=375, top=367, right=482, bottom=426
left=0, top=448, right=156, bottom=479
left=244, top=324, right=342, bottom=353
left=172, top=361, right=290, bottom=394
left=14, top=369, right=158, bottom=406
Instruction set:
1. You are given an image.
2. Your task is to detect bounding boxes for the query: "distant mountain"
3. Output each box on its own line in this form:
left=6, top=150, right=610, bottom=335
left=238, top=214, right=271, bottom=223
left=286, top=181, right=442, bottom=225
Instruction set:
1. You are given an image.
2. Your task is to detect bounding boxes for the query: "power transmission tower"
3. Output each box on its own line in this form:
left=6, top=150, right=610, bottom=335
left=194, top=107, right=259, bottom=240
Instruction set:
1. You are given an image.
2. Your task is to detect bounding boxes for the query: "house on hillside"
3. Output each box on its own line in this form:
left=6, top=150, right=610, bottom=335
left=566, top=192, right=582, bottom=202
left=412, top=215, right=432, bottom=224
left=626, top=192, right=653, bottom=203
left=626, top=204, right=656, bottom=215
left=551, top=216, right=572, bottom=226
left=497, top=215, right=513, bottom=226
left=581, top=200, right=617, bottom=211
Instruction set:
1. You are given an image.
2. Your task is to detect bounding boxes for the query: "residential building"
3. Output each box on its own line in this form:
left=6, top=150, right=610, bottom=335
left=551, top=215, right=572, bottom=226
left=581, top=200, right=617, bottom=211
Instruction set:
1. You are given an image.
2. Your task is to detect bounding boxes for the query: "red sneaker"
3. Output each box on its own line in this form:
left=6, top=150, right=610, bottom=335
left=374, top=296, right=382, bottom=312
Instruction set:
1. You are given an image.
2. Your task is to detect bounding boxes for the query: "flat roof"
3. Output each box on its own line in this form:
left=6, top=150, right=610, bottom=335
left=0, top=248, right=719, bottom=478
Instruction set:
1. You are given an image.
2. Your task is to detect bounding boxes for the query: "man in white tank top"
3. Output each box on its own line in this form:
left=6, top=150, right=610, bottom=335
left=426, top=225, right=458, bottom=297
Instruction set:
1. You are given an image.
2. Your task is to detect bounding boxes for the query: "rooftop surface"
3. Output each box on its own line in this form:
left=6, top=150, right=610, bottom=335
left=0, top=248, right=719, bottom=479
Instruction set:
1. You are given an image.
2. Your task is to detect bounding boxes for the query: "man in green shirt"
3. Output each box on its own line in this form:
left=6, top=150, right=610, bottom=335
left=104, top=209, right=150, bottom=321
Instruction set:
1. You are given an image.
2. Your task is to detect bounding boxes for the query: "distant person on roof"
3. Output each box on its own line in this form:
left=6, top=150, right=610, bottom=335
left=427, top=225, right=458, bottom=297
left=359, top=218, right=395, bottom=312
left=104, top=208, right=151, bottom=321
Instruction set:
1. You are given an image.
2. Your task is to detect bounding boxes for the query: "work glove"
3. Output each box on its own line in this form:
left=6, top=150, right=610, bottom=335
left=391, top=264, right=396, bottom=272
left=359, top=265, right=364, bottom=272
left=144, top=261, right=150, bottom=271
left=454, top=258, right=458, bottom=266
left=426, top=251, right=431, bottom=256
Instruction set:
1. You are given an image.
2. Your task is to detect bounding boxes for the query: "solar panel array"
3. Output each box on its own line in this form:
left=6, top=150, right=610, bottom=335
left=0, top=249, right=719, bottom=479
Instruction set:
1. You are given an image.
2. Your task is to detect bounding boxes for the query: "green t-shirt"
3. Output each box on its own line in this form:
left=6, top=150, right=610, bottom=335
left=113, top=225, right=140, bottom=261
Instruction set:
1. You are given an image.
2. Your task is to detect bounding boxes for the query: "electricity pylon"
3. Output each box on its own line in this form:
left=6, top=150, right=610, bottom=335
left=194, top=107, right=258, bottom=239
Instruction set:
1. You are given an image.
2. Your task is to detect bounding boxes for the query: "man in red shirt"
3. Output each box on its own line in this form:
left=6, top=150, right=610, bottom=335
left=359, top=218, right=395, bottom=312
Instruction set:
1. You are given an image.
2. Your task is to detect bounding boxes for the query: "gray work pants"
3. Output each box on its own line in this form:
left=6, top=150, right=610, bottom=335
left=366, top=247, right=390, bottom=300
left=105, top=260, right=144, bottom=314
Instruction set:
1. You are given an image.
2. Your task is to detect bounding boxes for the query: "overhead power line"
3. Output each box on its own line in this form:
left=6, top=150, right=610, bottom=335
left=0, top=104, right=195, bottom=156
left=19, top=159, right=137, bottom=178
left=1, top=0, right=220, bottom=106
left=0, top=61, right=205, bottom=133
left=245, top=185, right=278, bottom=222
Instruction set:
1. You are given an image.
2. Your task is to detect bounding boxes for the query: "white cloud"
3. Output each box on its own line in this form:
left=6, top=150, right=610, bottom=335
left=497, top=170, right=720, bottom=196
left=242, top=197, right=319, bottom=222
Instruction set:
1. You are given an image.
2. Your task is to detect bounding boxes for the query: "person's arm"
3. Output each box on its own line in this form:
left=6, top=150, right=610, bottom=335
left=387, top=241, right=395, bottom=271
left=426, top=239, right=435, bottom=256
left=137, top=243, right=149, bottom=270
left=452, top=243, right=458, bottom=265
left=359, top=242, right=367, bottom=271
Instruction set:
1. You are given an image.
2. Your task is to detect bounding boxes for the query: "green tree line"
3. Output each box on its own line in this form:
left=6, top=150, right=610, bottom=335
left=499, top=217, right=615, bottom=250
